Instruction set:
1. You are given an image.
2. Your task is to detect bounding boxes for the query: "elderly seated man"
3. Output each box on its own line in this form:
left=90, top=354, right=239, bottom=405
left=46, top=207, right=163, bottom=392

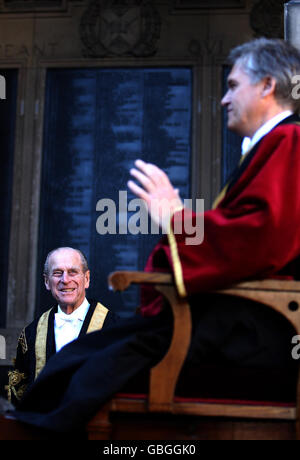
left=6, top=247, right=118, bottom=407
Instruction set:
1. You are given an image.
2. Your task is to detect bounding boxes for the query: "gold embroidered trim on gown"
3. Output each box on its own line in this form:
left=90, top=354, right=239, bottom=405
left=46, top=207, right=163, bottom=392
left=87, top=302, right=109, bottom=333
left=18, top=328, right=28, bottom=355
left=35, top=308, right=52, bottom=379
left=6, top=370, right=27, bottom=402
left=167, top=212, right=187, bottom=299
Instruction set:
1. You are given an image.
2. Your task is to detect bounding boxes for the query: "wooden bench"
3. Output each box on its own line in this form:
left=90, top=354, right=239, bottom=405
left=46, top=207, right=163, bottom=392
left=87, top=272, right=300, bottom=440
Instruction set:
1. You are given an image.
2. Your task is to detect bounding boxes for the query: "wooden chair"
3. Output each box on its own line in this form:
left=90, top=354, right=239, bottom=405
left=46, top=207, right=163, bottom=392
left=87, top=272, right=300, bottom=440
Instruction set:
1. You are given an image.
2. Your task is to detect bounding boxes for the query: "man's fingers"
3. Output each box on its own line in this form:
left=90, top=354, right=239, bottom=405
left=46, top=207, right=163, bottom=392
left=127, top=180, right=150, bottom=202
left=129, top=168, right=155, bottom=192
left=135, top=159, right=171, bottom=188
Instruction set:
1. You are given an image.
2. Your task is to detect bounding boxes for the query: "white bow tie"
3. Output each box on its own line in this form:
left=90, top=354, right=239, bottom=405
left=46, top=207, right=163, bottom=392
left=55, top=312, right=82, bottom=329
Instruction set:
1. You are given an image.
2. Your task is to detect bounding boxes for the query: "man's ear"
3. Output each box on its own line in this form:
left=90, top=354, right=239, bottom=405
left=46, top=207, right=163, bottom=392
left=261, top=76, right=277, bottom=98
left=44, top=275, right=51, bottom=291
left=84, top=270, right=90, bottom=289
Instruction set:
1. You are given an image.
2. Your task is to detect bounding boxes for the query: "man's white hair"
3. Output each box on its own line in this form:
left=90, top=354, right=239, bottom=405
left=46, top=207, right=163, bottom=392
left=43, top=247, right=89, bottom=277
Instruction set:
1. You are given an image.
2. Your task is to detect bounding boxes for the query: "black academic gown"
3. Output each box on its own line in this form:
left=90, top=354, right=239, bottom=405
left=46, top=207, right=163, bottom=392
left=7, top=300, right=119, bottom=407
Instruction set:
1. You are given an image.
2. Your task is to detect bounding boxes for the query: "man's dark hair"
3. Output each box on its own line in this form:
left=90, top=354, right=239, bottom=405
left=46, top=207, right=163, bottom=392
left=228, top=38, right=300, bottom=111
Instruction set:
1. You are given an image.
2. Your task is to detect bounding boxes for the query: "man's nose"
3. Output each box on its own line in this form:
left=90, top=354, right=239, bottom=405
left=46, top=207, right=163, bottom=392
left=61, top=271, right=71, bottom=283
left=221, top=91, right=230, bottom=107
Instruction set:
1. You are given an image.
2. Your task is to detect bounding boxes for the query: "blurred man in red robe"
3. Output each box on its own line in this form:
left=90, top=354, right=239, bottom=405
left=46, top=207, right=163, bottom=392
left=5, top=38, right=300, bottom=435
left=128, top=38, right=300, bottom=314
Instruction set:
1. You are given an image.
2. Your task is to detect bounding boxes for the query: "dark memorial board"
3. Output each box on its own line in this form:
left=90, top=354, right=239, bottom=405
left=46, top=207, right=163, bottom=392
left=0, top=69, right=17, bottom=327
left=37, top=67, right=192, bottom=316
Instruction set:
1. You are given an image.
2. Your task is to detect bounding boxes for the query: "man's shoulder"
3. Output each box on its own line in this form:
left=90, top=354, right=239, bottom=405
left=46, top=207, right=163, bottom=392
left=272, top=118, right=300, bottom=136
left=87, top=299, right=121, bottom=323
left=23, top=306, right=55, bottom=337
left=261, top=120, right=300, bottom=149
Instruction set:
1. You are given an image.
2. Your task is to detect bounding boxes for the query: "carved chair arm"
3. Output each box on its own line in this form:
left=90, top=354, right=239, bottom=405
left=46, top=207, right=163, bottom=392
left=108, top=271, right=173, bottom=291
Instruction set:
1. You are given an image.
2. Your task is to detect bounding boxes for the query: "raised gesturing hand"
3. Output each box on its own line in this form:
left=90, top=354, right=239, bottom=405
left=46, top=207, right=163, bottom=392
left=128, top=159, right=183, bottom=233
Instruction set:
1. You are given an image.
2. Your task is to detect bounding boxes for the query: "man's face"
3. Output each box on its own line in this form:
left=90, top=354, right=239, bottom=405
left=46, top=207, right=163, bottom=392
left=221, top=63, right=266, bottom=138
left=44, top=249, right=90, bottom=311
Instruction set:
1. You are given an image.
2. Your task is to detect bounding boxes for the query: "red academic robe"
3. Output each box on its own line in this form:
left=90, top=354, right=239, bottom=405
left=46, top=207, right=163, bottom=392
left=141, top=120, right=300, bottom=316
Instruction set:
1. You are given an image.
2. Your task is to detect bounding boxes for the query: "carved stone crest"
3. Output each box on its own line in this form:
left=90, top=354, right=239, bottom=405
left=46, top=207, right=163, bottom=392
left=80, top=0, right=161, bottom=57
left=250, top=0, right=284, bottom=39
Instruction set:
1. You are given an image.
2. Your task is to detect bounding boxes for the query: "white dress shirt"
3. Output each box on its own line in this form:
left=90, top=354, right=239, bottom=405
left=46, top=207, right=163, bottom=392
left=241, top=110, right=293, bottom=155
left=54, top=298, right=90, bottom=352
